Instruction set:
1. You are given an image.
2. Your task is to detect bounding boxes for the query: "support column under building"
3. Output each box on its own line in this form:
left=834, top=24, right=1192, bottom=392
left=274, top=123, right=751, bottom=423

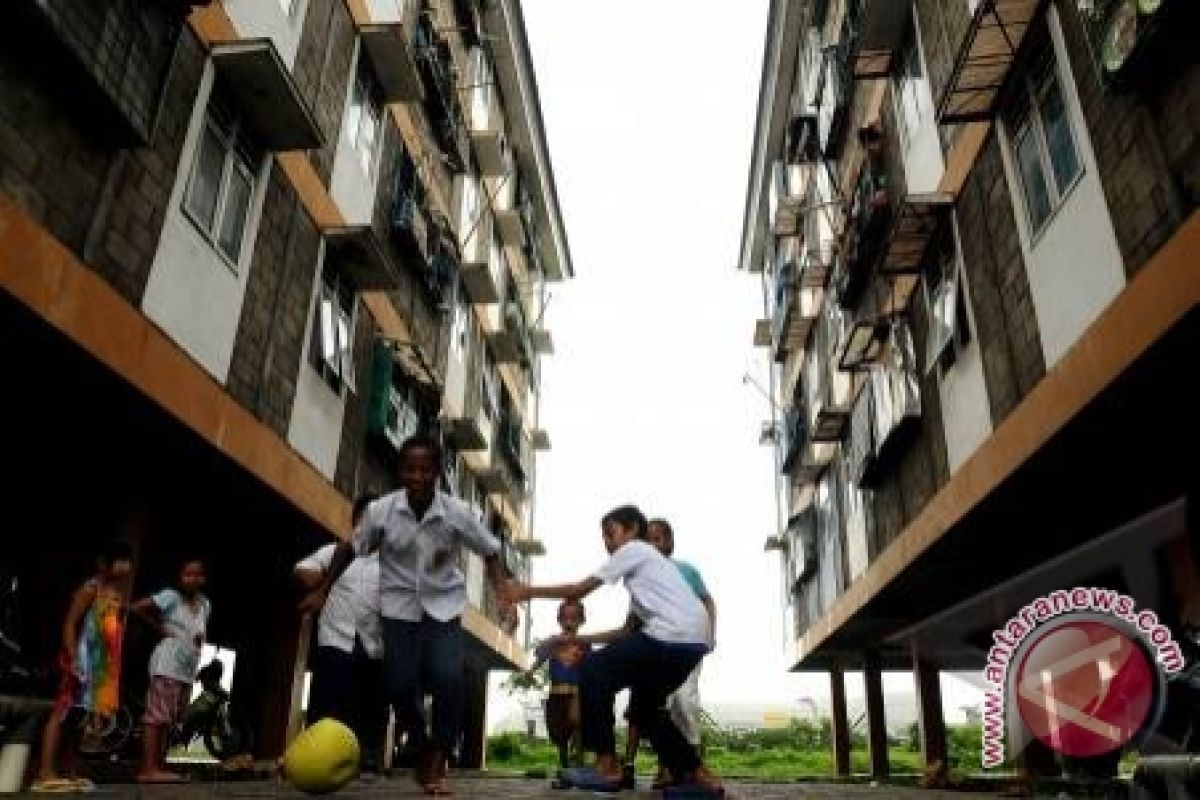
left=911, top=643, right=947, bottom=772
left=829, top=667, right=851, bottom=777
left=458, top=662, right=489, bottom=769
left=863, top=651, right=889, bottom=779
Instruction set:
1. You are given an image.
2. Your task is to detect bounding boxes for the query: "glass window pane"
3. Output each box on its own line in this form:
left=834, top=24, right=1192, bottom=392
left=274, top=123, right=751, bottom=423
left=319, top=294, right=337, bottom=369
left=925, top=272, right=957, bottom=375
left=345, top=80, right=364, bottom=147
left=217, top=166, right=253, bottom=263
left=359, top=102, right=379, bottom=173
left=1038, top=77, right=1081, bottom=195
left=184, top=124, right=224, bottom=233
left=337, top=310, right=354, bottom=385
left=1015, top=125, right=1052, bottom=231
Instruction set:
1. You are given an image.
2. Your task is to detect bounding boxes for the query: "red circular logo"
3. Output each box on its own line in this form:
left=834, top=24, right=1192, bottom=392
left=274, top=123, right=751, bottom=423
left=1015, top=618, right=1156, bottom=758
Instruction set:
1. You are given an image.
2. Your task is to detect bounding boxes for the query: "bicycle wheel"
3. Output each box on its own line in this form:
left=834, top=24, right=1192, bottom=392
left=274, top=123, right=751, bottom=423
left=78, top=708, right=134, bottom=755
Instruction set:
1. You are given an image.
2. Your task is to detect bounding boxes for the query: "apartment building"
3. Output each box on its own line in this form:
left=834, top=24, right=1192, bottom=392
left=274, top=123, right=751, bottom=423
left=0, top=0, right=571, bottom=764
left=740, top=0, right=1198, bottom=778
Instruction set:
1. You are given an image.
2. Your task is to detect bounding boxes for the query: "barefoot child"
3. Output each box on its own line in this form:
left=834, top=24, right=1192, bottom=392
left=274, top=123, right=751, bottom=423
left=527, top=599, right=591, bottom=770
left=129, top=557, right=211, bottom=783
left=32, top=542, right=133, bottom=794
left=500, top=505, right=723, bottom=797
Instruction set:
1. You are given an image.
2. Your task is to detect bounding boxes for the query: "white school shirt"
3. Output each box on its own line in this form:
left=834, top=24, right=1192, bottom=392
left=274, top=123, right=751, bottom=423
left=147, top=589, right=211, bottom=683
left=296, top=545, right=383, bottom=659
left=353, top=489, right=501, bottom=622
left=593, top=540, right=710, bottom=646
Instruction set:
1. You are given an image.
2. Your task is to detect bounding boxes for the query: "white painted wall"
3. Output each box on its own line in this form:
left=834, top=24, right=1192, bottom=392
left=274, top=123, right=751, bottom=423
left=366, top=0, right=406, bottom=24
left=287, top=242, right=349, bottom=480
left=223, top=0, right=310, bottom=70
left=443, top=294, right=472, bottom=417
left=840, top=456, right=870, bottom=580
left=142, top=65, right=271, bottom=384
left=893, top=7, right=945, bottom=194
left=329, top=43, right=381, bottom=226
left=936, top=216, right=993, bottom=472
left=997, top=7, right=1125, bottom=369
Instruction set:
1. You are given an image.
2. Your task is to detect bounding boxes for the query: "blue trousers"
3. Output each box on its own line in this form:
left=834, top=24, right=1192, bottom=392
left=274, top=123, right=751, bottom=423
left=580, top=633, right=705, bottom=779
left=382, top=615, right=464, bottom=754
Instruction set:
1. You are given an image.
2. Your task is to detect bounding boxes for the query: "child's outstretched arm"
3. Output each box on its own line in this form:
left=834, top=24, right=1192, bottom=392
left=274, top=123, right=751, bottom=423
left=501, top=576, right=602, bottom=605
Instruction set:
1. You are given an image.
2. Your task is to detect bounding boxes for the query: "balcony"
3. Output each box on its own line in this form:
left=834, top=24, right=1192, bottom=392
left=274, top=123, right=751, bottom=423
left=495, top=180, right=535, bottom=249
left=390, top=161, right=431, bottom=263
left=424, top=213, right=460, bottom=310
left=12, top=0, right=208, bottom=146
left=785, top=508, right=818, bottom=592
left=414, top=13, right=469, bottom=173
left=834, top=163, right=891, bottom=308
left=844, top=321, right=923, bottom=487
left=323, top=225, right=399, bottom=291
left=769, top=162, right=811, bottom=237
left=772, top=260, right=820, bottom=365
left=367, top=342, right=425, bottom=451
left=480, top=419, right=529, bottom=506
left=467, top=50, right=513, bottom=177
left=845, top=0, right=910, bottom=80
left=443, top=364, right=495, bottom=452
left=210, top=40, right=324, bottom=151
left=530, top=428, right=551, bottom=451
left=359, top=0, right=423, bottom=102
left=937, top=0, right=1048, bottom=124
left=816, top=36, right=853, bottom=159
left=779, top=406, right=809, bottom=474
left=487, top=300, right=534, bottom=366
left=461, top=214, right=503, bottom=305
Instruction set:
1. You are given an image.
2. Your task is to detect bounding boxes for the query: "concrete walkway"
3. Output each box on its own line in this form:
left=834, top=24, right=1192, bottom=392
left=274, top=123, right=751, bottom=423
left=69, top=774, right=1014, bottom=798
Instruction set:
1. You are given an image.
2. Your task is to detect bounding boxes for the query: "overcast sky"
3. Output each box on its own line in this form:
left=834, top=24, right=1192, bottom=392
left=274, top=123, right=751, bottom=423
left=490, top=0, right=981, bottom=728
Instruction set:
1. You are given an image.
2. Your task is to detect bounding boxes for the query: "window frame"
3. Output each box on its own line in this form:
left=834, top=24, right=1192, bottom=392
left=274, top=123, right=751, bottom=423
left=311, top=268, right=358, bottom=394
left=181, top=91, right=261, bottom=272
left=892, top=22, right=925, bottom=152
left=1005, top=43, right=1084, bottom=240
left=345, top=57, right=385, bottom=178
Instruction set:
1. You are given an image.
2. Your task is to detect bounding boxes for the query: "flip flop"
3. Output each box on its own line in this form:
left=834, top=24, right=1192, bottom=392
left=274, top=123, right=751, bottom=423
left=559, top=767, right=622, bottom=793
left=29, top=778, right=85, bottom=794
left=663, top=782, right=726, bottom=799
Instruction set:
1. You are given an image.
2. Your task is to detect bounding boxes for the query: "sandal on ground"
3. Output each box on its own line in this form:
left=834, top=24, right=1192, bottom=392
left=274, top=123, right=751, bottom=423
left=422, top=780, right=453, bottom=796
left=663, top=781, right=726, bottom=799
left=559, top=767, right=622, bottom=793
left=30, top=778, right=87, bottom=794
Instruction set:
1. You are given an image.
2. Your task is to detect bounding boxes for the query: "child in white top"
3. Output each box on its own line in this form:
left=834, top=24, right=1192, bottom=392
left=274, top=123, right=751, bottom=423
left=501, top=505, right=723, bottom=797
left=130, top=558, right=210, bottom=784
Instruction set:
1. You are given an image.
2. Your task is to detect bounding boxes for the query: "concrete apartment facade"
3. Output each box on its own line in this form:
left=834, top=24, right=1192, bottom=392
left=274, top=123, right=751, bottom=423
left=740, top=0, right=1198, bottom=778
left=0, top=0, right=570, bottom=765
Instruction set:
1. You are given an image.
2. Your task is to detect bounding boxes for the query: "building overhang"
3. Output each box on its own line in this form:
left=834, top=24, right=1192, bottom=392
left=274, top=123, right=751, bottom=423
left=790, top=212, right=1200, bottom=671
left=739, top=0, right=807, bottom=275
left=483, top=0, right=574, bottom=281
left=323, top=225, right=399, bottom=292
left=210, top=39, right=323, bottom=152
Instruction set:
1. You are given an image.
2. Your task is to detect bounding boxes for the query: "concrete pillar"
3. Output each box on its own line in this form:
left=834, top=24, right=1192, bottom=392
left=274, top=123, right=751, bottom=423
left=457, top=664, right=489, bottom=769
left=231, top=605, right=307, bottom=758
left=911, top=643, right=947, bottom=772
left=829, top=667, right=851, bottom=777
left=286, top=615, right=314, bottom=744
left=863, top=651, right=889, bottom=779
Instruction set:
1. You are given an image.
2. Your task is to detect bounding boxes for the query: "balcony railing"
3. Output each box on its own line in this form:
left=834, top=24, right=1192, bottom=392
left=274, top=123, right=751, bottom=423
left=414, top=12, right=468, bottom=173
left=16, top=0, right=205, bottom=145
left=779, top=406, right=809, bottom=473
left=834, top=163, right=891, bottom=308
left=390, top=160, right=431, bottom=261
left=844, top=0, right=909, bottom=79
left=816, top=34, right=854, bottom=159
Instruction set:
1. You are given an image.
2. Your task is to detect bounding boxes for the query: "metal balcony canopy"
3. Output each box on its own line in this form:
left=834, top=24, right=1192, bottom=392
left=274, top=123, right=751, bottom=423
left=360, top=23, right=424, bottom=103
left=937, top=0, right=1049, bottom=124
left=753, top=318, right=773, bottom=348
left=530, top=428, right=551, bottom=450
left=530, top=329, right=554, bottom=355
left=812, top=406, right=850, bottom=442
left=210, top=40, right=323, bottom=151
left=838, top=315, right=892, bottom=372
left=877, top=193, right=954, bottom=276
left=324, top=226, right=398, bottom=291
left=851, top=0, right=910, bottom=79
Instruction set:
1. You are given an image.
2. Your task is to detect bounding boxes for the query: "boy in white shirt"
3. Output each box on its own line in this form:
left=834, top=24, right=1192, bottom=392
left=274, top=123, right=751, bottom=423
left=501, top=505, right=723, bottom=797
left=295, top=493, right=385, bottom=774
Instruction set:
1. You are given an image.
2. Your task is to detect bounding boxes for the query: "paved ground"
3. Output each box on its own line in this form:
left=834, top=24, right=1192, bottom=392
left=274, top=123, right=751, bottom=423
left=58, top=774, right=1019, bottom=799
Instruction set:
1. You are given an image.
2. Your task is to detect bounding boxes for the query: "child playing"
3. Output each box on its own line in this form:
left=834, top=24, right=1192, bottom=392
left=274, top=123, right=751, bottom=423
left=626, top=518, right=716, bottom=788
left=32, top=541, right=133, bottom=794
left=129, top=557, right=211, bottom=783
left=527, top=599, right=591, bottom=771
left=500, top=505, right=723, bottom=798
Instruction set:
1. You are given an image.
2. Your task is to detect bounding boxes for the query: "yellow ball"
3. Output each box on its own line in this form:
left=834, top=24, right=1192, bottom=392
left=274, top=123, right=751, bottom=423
left=283, top=718, right=361, bottom=794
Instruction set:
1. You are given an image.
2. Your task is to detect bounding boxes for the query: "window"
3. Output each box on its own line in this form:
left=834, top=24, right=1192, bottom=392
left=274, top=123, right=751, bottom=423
left=451, top=293, right=469, bottom=356
left=924, top=227, right=973, bottom=375
left=1005, top=44, right=1082, bottom=234
left=345, top=59, right=383, bottom=176
left=311, top=268, right=356, bottom=392
left=480, top=354, right=499, bottom=422
left=893, top=25, right=925, bottom=149
left=183, top=85, right=261, bottom=268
